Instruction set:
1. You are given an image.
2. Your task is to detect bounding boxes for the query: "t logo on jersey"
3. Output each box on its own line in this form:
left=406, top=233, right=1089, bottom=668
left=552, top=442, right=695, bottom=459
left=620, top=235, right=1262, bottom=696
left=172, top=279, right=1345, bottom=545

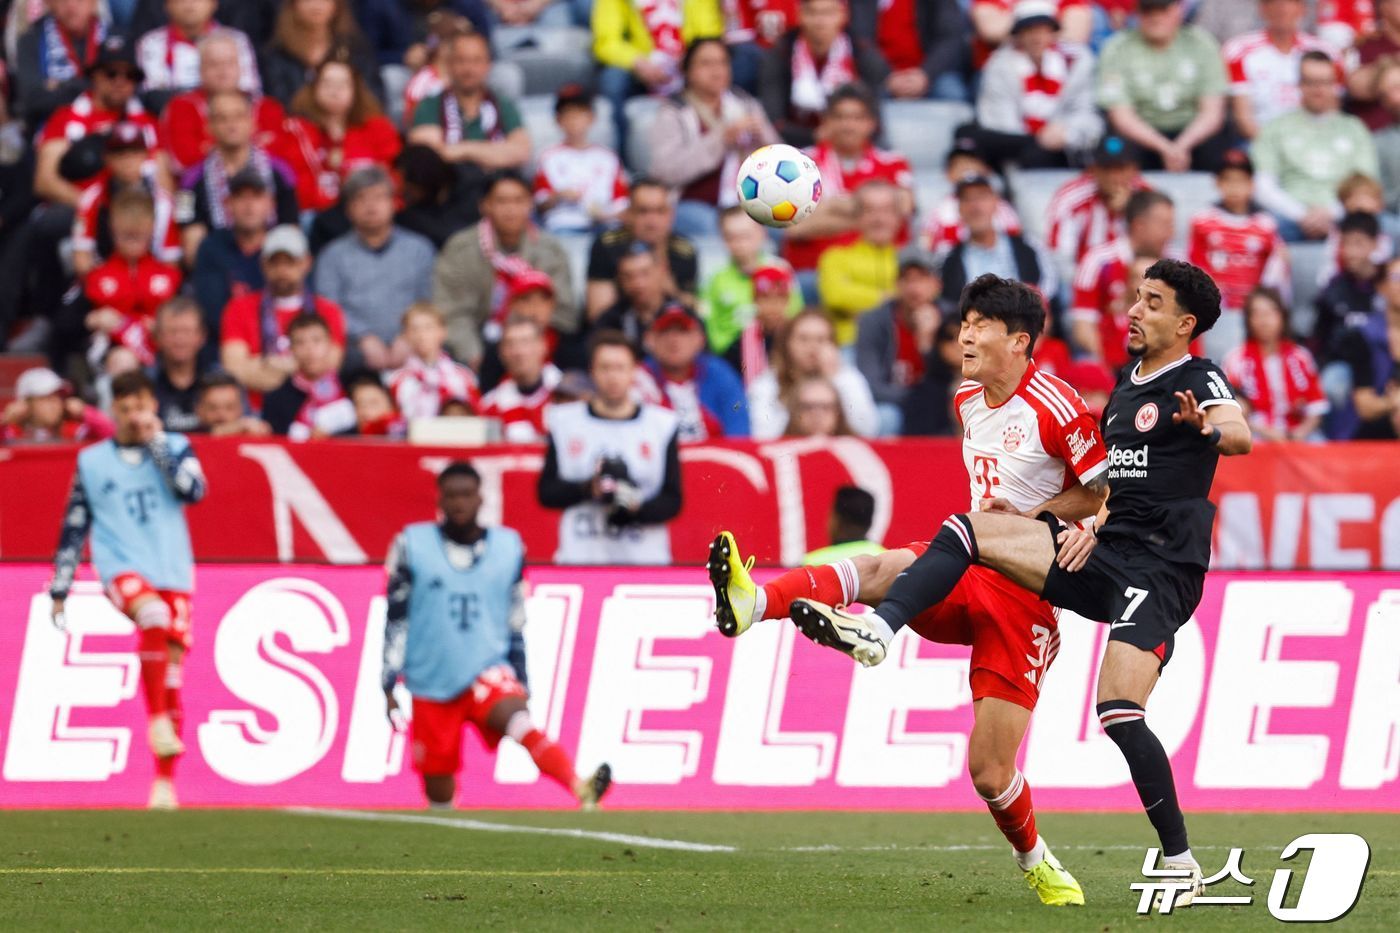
left=972, top=455, right=1001, bottom=498
left=1135, top=403, right=1159, bottom=432
left=123, top=487, right=159, bottom=524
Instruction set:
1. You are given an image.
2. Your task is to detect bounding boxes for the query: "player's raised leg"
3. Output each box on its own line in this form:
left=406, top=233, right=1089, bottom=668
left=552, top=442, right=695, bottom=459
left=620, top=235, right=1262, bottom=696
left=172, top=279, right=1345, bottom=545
left=484, top=694, right=613, bottom=809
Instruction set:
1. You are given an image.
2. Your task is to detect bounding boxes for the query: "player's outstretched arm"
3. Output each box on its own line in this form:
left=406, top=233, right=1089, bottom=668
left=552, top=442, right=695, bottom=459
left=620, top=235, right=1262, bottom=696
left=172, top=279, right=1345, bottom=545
left=1173, top=390, right=1252, bottom=456
left=381, top=534, right=413, bottom=720
left=1004, top=474, right=1110, bottom=525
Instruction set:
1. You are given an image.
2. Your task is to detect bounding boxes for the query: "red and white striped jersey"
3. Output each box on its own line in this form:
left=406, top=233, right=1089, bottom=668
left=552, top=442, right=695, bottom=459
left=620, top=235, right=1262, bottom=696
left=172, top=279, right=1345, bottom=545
left=1222, top=340, right=1328, bottom=433
left=1046, top=171, right=1152, bottom=264
left=478, top=364, right=563, bottom=443
left=1187, top=205, right=1290, bottom=312
left=1223, top=30, right=1336, bottom=128
left=533, top=143, right=628, bottom=234
left=72, top=172, right=181, bottom=264
left=388, top=354, right=480, bottom=420
left=953, top=361, right=1108, bottom=524
left=920, top=193, right=1022, bottom=251
left=1317, top=0, right=1373, bottom=56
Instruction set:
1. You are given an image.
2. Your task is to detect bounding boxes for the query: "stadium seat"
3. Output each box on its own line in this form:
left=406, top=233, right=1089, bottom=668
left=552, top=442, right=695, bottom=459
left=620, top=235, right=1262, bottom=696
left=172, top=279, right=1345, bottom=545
left=881, top=100, right=974, bottom=172
left=520, top=95, right=618, bottom=176
left=1006, top=168, right=1079, bottom=244
left=489, top=61, right=526, bottom=101
left=911, top=171, right=951, bottom=235
left=1141, top=171, right=1218, bottom=244
left=624, top=97, right=662, bottom=175
left=692, top=235, right=729, bottom=283
left=1288, top=240, right=1327, bottom=337
left=502, top=31, right=595, bottom=97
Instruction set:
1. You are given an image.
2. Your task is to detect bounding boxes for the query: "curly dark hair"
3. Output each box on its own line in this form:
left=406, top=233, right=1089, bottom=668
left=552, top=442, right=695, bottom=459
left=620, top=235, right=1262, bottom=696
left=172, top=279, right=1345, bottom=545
left=958, top=274, right=1044, bottom=350
left=1143, top=259, right=1221, bottom=337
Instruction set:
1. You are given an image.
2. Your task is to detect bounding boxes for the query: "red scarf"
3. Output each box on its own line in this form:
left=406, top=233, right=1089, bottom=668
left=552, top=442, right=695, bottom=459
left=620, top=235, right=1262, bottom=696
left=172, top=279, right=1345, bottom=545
left=1225, top=341, right=1326, bottom=433
left=790, top=33, right=854, bottom=116
left=289, top=371, right=348, bottom=440
left=637, top=0, right=685, bottom=93
left=478, top=220, right=539, bottom=335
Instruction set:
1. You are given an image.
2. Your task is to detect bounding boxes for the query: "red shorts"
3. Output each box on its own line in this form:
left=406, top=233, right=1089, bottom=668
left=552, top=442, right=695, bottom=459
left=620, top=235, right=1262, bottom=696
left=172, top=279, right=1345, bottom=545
left=106, top=572, right=193, bottom=650
left=900, top=542, right=1059, bottom=711
left=410, top=665, right=529, bottom=776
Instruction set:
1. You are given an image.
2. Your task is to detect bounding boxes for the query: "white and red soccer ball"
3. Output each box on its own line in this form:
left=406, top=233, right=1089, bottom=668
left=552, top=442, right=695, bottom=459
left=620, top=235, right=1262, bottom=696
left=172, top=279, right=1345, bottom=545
left=736, top=144, right=823, bottom=229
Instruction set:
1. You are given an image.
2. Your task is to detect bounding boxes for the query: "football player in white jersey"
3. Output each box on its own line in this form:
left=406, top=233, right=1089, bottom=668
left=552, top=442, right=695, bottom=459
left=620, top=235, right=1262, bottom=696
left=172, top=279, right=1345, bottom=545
left=709, top=275, right=1109, bottom=906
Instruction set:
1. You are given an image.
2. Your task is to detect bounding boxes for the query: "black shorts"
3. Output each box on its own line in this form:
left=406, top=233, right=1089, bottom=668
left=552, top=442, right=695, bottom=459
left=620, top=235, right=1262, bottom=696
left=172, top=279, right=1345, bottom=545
left=1038, top=518, right=1205, bottom=668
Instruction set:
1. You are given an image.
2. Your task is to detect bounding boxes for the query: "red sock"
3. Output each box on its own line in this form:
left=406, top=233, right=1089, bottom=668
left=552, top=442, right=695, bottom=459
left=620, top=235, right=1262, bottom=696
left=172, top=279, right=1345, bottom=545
left=761, top=563, right=853, bottom=620
left=520, top=729, right=577, bottom=792
left=155, top=664, right=184, bottom=779
left=982, top=771, right=1039, bottom=854
left=137, top=627, right=169, bottom=718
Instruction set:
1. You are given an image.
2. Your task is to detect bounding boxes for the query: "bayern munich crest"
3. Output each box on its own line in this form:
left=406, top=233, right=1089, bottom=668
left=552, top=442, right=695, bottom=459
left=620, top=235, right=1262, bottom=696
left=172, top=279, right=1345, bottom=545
left=1002, top=424, right=1029, bottom=452
left=1135, top=403, right=1159, bottom=432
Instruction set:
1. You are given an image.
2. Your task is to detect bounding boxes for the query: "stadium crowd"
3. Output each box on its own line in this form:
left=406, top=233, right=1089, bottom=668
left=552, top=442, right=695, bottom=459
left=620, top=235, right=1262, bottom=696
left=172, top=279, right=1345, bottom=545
left=1, top=0, right=1399, bottom=448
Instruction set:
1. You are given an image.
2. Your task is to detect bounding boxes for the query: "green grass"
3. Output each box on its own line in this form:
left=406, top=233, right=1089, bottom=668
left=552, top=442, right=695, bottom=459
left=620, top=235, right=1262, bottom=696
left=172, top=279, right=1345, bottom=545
left=0, top=810, right=1395, bottom=930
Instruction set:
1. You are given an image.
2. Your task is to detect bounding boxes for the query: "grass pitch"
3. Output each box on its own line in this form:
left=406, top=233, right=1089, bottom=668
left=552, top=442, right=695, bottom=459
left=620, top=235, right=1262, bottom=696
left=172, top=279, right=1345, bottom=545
left=0, top=809, right=1394, bottom=930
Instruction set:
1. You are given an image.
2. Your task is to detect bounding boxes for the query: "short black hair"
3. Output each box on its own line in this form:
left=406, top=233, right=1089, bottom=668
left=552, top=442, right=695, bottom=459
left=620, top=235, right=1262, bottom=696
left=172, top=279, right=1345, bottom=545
left=482, top=169, right=530, bottom=198
left=832, top=486, right=875, bottom=535
left=1300, top=49, right=1335, bottom=72
left=345, top=369, right=389, bottom=398
left=1125, top=189, right=1173, bottom=227
left=287, top=312, right=331, bottom=337
left=1143, top=259, right=1221, bottom=337
left=111, top=369, right=156, bottom=401
left=629, top=176, right=672, bottom=201
left=587, top=328, right=639, bottom=365
left=438, top=461, right=480, bottom=488
left=958, top=274, right=1045, bottom=349
left=826, top=82, right=878, bottom=119
left=1338, top=210, right=1381, bottom=239
left=196, top=372, right=242, bottom=402
left=682, top=36, right=729, bottom=76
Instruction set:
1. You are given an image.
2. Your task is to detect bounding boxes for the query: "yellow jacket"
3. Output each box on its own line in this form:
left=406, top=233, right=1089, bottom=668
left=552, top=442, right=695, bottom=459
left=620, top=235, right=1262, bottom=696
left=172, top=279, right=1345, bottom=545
left=591, top=0, right=724, bottom=70
left=817, top=240, right=898, bottom=346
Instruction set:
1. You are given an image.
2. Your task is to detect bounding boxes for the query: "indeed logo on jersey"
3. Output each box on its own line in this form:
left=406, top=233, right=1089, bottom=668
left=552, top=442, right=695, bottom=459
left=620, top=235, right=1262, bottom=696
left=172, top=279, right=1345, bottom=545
left=1107, top=445, right=1149, bottom=478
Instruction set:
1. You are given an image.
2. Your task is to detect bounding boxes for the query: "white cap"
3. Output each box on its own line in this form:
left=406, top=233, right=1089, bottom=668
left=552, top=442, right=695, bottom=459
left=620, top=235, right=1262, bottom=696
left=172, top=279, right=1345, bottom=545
left=1012, top=0, right=1061, bottom=32
left=262, top=224, right=309, bottom=260
left=15, top=367, right=65, bottom=399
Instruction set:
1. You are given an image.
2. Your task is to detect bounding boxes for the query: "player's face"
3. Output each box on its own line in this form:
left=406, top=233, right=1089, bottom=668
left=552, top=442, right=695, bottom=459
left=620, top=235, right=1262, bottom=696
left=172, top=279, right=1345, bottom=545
left=438, top=475, right=482, bottom=528
left=112, top=390, right=160, bottom=443
left=959, top=310, right=1026, bottom=384
left=1126, top=279, right=1194, bottom=357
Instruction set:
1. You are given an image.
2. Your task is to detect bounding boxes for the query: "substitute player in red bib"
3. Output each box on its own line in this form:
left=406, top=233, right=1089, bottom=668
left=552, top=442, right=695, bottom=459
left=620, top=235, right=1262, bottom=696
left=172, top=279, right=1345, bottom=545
left=709, top=275, right=1108, bottom=906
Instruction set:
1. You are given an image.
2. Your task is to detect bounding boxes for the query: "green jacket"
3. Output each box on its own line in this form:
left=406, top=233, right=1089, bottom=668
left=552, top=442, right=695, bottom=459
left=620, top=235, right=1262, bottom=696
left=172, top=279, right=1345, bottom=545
left=699, top=259, right=803, bottom=354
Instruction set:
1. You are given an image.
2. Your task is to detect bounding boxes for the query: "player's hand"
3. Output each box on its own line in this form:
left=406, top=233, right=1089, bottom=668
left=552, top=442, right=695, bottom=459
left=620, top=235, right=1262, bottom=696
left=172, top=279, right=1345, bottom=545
left=1055, top=528, right=1097, bottom=572
left=50, top=597, right=67, bottom=632
left=385, top=688, right=405, bottom=731
left=979, top=497, right=1020, bottom=515
left=1172, top=390, right=1212, bottom=437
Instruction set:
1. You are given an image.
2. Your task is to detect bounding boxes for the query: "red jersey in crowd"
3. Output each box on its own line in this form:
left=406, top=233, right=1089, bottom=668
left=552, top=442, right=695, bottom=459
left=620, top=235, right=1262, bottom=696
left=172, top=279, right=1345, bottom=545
left=478, top=364, right=564, bottom=443
left=1223, top=29, right=1335, bottom=128
left=1188, top=205, right=1290, bottom=313
left=786, top=142, right=912, bottom=270
left=73, top=172, right=182, bottom=263
left=41, top=92, right=157, bottom=146
left=970, top=0, right=1090, bottom=67
left=1319, top=0, right=1374, bottom=48
left=1070, top=238, right=1135, bottom=372
left=720, top=0, right=797, bottom=48
left=159, top=89, right=286, bottom=172
left=387, top=353, right=481, bottom=420
left=920, top=193, right=1021, bottom=251
left=1223, top=340, right=1328, bottom=434
left=84, top=254, right=183, bottom=365
left=532, top=143, right=628, bottom=233
left=270, top=115, right=403, bottom=212
left=220, top=292, right=348, bottom=357
left=1046, top=171, right=1152, bottom=264
left=877, top=0, right=923, bottom=71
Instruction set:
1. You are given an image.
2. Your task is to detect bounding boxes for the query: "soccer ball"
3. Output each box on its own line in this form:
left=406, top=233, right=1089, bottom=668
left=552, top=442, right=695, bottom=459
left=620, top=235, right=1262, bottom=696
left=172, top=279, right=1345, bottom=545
left=736, top=144, right=823, bottom=229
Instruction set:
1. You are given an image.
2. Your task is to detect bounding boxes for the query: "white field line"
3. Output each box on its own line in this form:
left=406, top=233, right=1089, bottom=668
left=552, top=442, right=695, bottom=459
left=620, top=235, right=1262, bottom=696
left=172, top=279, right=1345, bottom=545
left=0, top=867, right=643, bottom=877
left=777, top=843, right=1235, bottom=853
left=285, top=807, right=737, bottom=853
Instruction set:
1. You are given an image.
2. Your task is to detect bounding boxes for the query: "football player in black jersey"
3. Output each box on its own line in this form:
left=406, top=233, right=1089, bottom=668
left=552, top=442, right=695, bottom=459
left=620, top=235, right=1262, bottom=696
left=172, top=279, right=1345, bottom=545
left=790, top=259, right=1250, bottom=904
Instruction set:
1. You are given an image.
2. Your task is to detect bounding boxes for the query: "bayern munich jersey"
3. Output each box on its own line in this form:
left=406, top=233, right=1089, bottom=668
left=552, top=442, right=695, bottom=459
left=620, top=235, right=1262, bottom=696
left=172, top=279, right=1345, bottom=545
left=954, top=361, right=1108, bottom=523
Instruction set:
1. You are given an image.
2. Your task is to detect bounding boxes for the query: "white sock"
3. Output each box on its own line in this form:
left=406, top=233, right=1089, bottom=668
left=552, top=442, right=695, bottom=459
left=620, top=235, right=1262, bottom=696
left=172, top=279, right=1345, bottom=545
left=1014, top=837, right=1047, bottom=872
left=1165, top=848, right=1196, bottom=865
left=752, top=586, right=767, bottom=623
left=427, top=800, right=454, bottom=811
left=867, top=612, right=895, bottom=643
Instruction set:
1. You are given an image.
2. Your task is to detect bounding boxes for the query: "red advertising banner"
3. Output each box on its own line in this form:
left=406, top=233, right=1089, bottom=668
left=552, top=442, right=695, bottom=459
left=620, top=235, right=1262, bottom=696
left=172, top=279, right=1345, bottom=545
left=3, top=438, right=1400, bottom=569
left=0, top=564, right=1395, bottom=810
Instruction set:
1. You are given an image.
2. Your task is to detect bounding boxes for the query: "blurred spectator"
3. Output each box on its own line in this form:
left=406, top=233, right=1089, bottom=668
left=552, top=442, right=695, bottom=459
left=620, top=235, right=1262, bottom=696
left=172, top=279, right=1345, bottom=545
left=855, top=247, right=941, bottom=436
left=408, top=29, right=529, bottom=188
left=1345, top=0, right=1400, bottom=130
left=358, top=0, right=492, bottom=81
left=1045, top=134, right=1150, bottom=266
left=900, top=314, right=963, bottom=435
left=1187, top=149, right=1291, bottom=361
left=759, top=0, right=888, bottom=148
left=478, top=315, right=565, bottom=442
left=386, top=301, right=481, bottom=419
left=1332, top=257, right=1400, bottom=438
left=432, top=170, right=576, bottom=367
left=538, top=330, right=683, bottom=565
left=748, top=308, right=877, bottom=438
left=649, top=38, right=779, bottom=238
left=591, top=0, right=723, bottom=153
left=1222, top=0, right=1332, bottom=141
left=72, top=122, right=180, bottom=278
left=192, top=371, right=270, bottom=434
left=346, top=372, right=406, bottom=437
left=479, top=269, right=587, bottom=388
left=803, top=485, right=883, bottom=562
left=395, top=143, right=476, bottom=246
left=1374, top=61, right=1400, bottom=212
left=259, top=0, right=382, bottom=106
left=1318, top=174, right=1395, bottom=285
left=176, top=89, right=299, bottom=259
left=918, top=137, right=1021, bottom=252
left=14, top=0, right=108, bottom=129
left=1097, top=0, right=1229, bottom=172
left=397, top=11, right=479, bottom=129
left=533, top=85, right=628, bottom=235
left=970, top=0, right=1091, bottom=52
left=701, top=207, right=800, bottom=357
left=148, top=296, right=211, bottom=431
left=1223, top=286, right=1327, bottom=442
left=969, top=0, right=1102, bottom=170
left=939, top=174, right=1058, bottom=320
left=1192, top=0, right=1262, bottom=46
left=190, top=166, right=272, bottom=343
left=586, top=178, right=698, bottom=318
left=159, top=32, right=286, bottom=174
left=1255, top=51, right=1378, bottom=242
left=126, top=0, right=282, bottom=48
left=847, top=0, right=967, bottom=101
left=261, top=312, right=357, bottom=439
left=314, top=167, right=436, bottom=369
left=1070, top=189, right=1175, bottom=369
left=1316, top=0, right=1375, bottom=51
left=817, top=180, right=901, bottom=346
left=726, top=261, right=798, bottom=383
left=271, top=54, right=402, bottom=213
left=597, top=246, right=685, bottom=347
left=1061, top=359, right=1113, bottom=417
left=1, top=367, right=113, bottom=443
left=136, top=0, right=259, bottom=110
left=91, top=343, right=143, bottom=413
left=642, top=304, right=749, bottom=439
left=72, top=189, right=183, bottom=368
left=219, top=224, right=347, bottom=395
left=721, top=0, right=797, bottom=92
left=785, top=83, right=913, bottom=279
left=784, top=375, right=852, bottom=436
left=1314, top=211, right=1383, bottom=361
left=1031, top=302, right=1071, bottom=376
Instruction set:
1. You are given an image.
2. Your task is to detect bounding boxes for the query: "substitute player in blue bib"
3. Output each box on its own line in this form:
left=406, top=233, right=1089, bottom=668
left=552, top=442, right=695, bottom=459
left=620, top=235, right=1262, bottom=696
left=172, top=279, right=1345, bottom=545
left=48, top=371, right=207, bottom=810
left=382, top=461, right=612, bottom=809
